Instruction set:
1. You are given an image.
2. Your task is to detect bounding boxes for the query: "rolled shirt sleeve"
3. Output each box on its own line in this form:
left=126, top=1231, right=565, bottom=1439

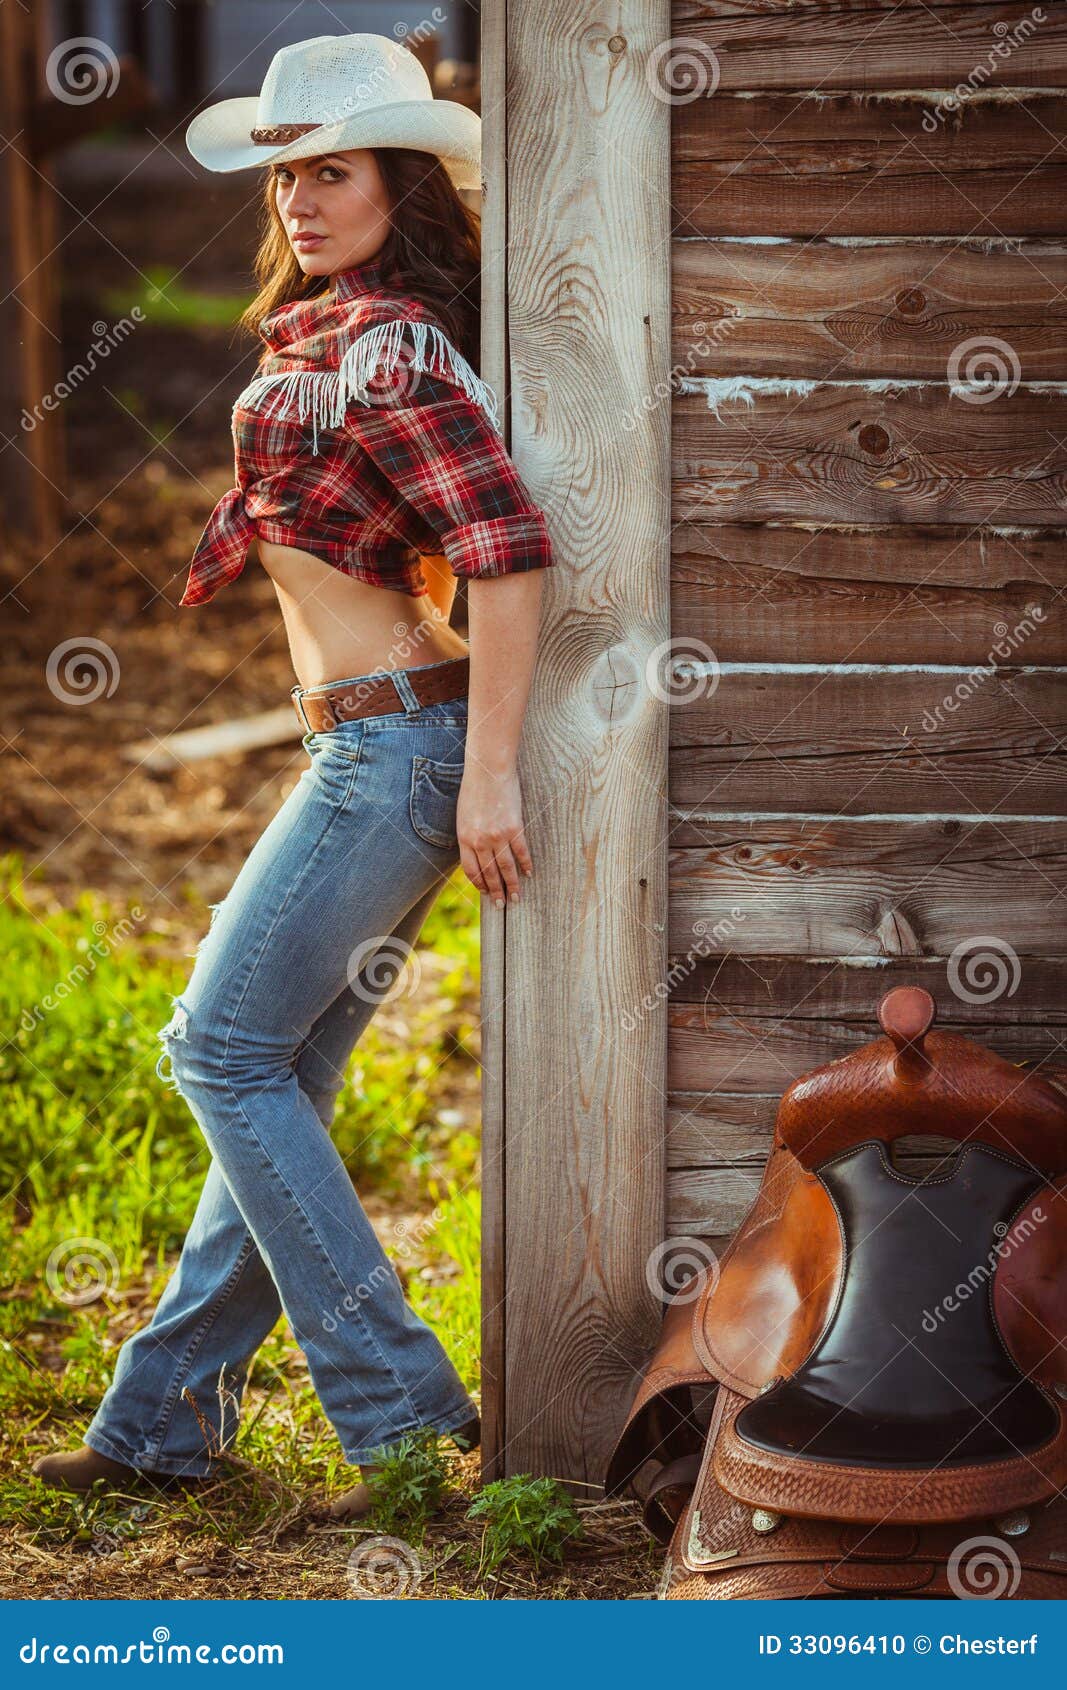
left=345, top=371, right=556, bottom=580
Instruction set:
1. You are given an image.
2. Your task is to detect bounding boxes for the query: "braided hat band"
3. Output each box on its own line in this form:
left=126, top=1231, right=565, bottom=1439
left=251, top=123, right=321, bottom=146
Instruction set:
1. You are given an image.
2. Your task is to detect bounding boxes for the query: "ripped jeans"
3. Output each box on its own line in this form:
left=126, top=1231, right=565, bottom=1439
left=84, top=662, right=477, bottom=1473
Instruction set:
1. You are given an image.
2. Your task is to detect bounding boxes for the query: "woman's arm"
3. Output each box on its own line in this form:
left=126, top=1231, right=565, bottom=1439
left=459, top=570, right=546, bottom=907
left=345, top=364, right=557, bottom=904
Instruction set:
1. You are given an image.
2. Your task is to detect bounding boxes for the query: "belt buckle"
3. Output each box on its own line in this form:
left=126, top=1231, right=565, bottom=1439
left=293, top=689, right=336, bottom=734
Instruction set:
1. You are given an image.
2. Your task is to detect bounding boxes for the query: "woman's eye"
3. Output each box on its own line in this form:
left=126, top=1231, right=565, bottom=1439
left=272, top=164, right=342, bottom=185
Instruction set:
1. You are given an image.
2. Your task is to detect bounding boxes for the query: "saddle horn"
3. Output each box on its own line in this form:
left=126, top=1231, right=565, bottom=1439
left=778, top=984, right=1067, bottom=1174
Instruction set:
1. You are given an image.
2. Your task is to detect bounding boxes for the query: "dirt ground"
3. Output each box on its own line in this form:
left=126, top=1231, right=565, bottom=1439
left=10, top=1492, right=658, bottom=1604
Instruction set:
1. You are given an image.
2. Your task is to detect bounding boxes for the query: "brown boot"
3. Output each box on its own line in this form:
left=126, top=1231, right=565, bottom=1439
left=450, top=1414, right=480, bottom=1453
left=31, top=1445, right=194, bottom=1495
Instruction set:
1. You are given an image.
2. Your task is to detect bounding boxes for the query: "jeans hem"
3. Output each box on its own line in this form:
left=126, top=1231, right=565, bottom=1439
left=341, top=1398, right=479, bottom=1466
left=83, top=1427, right=215, bottom=1479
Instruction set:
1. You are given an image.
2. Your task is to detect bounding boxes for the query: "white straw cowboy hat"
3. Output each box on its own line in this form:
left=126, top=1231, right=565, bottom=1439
left=185, top=34, right=481, bottom=189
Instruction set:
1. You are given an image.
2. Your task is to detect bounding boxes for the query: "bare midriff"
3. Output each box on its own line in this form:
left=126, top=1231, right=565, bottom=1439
left=257, top=540, right=470, bottom=690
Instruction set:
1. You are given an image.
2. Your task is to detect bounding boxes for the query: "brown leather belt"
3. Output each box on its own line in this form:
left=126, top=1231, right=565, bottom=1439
left=291, top=656, right=470, bottom=734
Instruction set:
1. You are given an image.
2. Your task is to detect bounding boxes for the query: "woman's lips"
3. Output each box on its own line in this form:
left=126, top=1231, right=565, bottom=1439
left=292, top=232, right=326, bottom=250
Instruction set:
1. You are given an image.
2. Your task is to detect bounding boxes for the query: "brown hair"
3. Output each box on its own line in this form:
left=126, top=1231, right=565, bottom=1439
left=238, top=147, right=482, bottom=363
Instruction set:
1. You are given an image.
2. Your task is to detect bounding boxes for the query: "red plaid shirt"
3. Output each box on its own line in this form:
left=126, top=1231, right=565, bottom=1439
left=179, top=256, right=555, bottom=607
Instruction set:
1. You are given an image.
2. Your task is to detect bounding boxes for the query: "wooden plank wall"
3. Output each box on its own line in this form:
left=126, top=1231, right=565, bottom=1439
left=481, top=0, right=673, bottom=1485
left=667, top=1, right=1067, bottom=1252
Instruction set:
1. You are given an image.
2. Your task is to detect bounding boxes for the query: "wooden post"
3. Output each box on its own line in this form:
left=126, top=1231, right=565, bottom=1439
left=0, top=3, right=153, bottom=551
left=0, top=0, right=63, bottom=548
left=480, top=1, right=672, bottom=1485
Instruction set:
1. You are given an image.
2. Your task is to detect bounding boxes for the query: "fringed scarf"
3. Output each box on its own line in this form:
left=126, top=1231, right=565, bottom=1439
left=234, top=290, right=501, bottom=454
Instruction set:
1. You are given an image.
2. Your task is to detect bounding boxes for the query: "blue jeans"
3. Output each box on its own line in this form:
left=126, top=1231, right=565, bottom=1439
left=84, top=660, right=477, bottom=1474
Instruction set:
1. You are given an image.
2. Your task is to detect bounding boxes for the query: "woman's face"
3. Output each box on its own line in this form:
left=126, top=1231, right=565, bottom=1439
left=271, top=149, right=392, bottom=279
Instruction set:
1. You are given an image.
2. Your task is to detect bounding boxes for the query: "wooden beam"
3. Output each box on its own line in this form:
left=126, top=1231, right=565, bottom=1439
left=670, top=3, right=1067, bottom=91
left=0, top=0, right=62, bottom=548
left=672, top=237, right=1067, bottom=383
left=667, top=956, right=1067, bottom=1021
left=671, top=521, right=1067, bottom=665
left=669, top=665, right=1067, bottom=813
left=667, top=819, right=1067, bottom=958
left=478, top=0, right=509, bottom=1487
left=672, top=381, right=1067, bottom=527
left=673, top=91, right=1067, bottom=238
left=668, top=1006, right=1066, bottom=1095
left=483, top=0, right=672, bottom=1486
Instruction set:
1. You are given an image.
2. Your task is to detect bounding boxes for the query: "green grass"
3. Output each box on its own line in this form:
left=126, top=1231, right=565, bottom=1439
left=101, top=267, right=251, bottom=331
left=0, top=850, right=481, bottom=1484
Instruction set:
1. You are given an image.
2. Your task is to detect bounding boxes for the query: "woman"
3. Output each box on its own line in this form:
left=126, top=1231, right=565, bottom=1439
left=32, top=34, right=555, bottom=1518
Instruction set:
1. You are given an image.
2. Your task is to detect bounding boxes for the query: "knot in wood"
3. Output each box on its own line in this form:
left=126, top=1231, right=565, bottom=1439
left=858, top=423, right=890, bottom=456
left=894, top=287, right=926, bottom=317
left=590, top=646, right=645, bottom=726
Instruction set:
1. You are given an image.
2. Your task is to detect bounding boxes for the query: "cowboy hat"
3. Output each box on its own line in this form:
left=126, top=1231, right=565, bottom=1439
left=185, top=33, right=481, bottom=189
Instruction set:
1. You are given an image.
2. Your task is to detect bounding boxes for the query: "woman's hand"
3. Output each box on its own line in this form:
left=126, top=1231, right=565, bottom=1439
left=456, top=761, right=534, bottom=906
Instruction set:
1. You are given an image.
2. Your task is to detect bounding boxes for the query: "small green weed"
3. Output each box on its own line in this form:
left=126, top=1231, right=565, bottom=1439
left=466, top=1475, right=582, bottom=1576
left=361, top=1430, right=455, bottom=1538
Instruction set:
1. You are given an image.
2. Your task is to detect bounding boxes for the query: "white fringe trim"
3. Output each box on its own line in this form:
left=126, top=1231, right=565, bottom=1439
left=235, top=317, right=501, bottom=453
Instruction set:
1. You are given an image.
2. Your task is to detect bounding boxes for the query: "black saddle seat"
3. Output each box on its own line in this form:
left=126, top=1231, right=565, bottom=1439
left=734, top=1141, right=1060, bottom=1468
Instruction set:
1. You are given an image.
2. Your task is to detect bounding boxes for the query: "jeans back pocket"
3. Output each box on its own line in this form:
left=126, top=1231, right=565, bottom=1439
left=409, top=753, right=464, bottom=851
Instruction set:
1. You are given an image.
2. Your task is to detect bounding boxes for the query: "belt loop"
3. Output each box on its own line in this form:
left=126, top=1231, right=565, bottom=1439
left=291, top=685, right=314, bottom=734
left=390, top=669, right=421, bottom=714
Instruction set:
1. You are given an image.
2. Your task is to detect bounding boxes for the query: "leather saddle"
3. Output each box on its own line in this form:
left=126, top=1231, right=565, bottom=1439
left=605, top=987, right=1067, bottom=1599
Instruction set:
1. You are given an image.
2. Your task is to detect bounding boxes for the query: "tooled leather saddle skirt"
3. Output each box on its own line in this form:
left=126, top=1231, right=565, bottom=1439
left=605, top=987, right=1067, bottom=1599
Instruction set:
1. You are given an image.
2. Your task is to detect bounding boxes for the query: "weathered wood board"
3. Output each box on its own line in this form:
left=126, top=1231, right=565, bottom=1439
left=670, top=3, right=1067, bottom=92
left=483, top=0, right=1067, bottom=1489
left=673, top=91, right=1067, bottom=236
left=672, top=239, right=1067, bottom=382
left=482, top=2, right=672, bottom=1486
